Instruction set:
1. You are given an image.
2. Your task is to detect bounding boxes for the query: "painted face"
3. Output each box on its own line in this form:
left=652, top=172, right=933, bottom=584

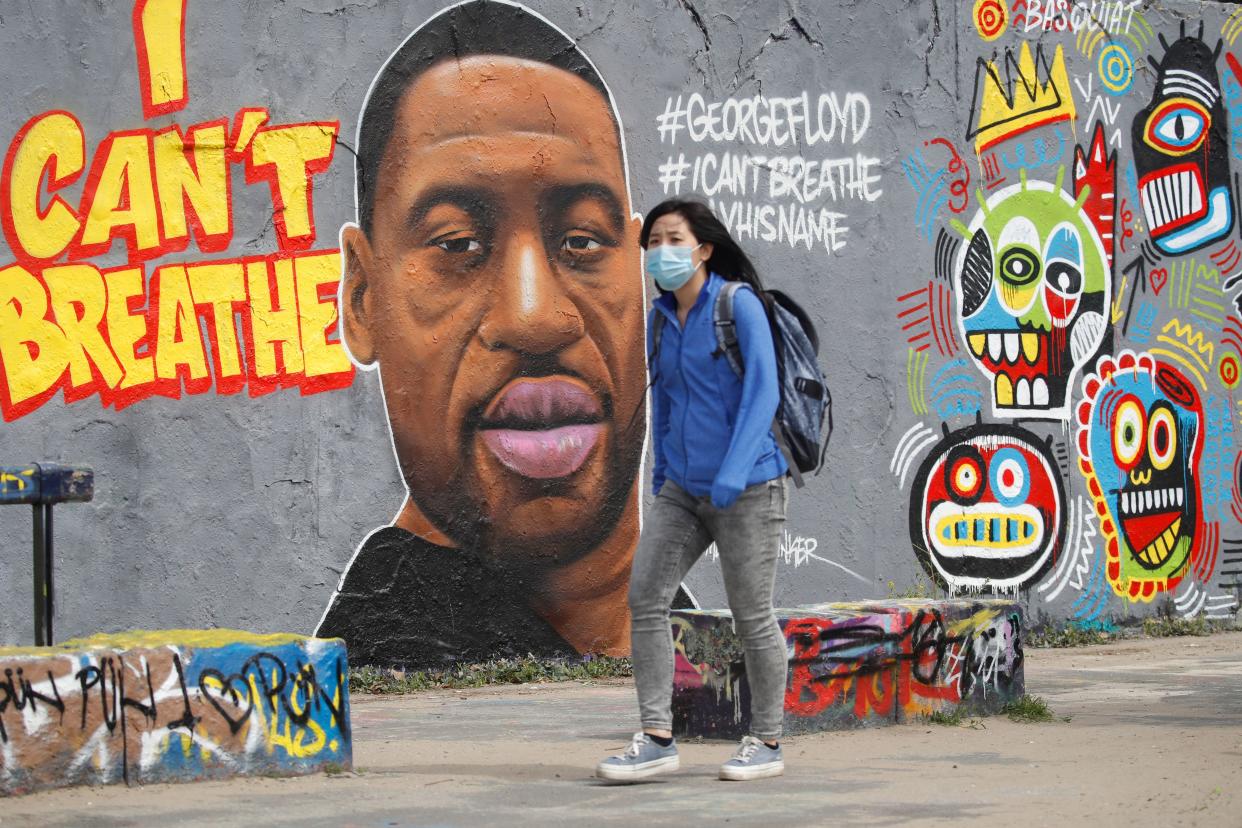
left=954, top=174, right=1110, bottom=419
left=1131, top=32, right=1233, bottom=255
left=347, top=57, right=645, bottom=560
left=1076, top=351, right=1203, bottom=600
left=910, top=422, right=1065, bottom=592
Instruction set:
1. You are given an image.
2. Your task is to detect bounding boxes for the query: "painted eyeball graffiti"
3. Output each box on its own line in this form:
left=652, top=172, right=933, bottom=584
left=1076, top=351, right=1204, bottom=601
left=990, top=448, right=1030, bottom=506
left=954, top=174, right=1110, bottom=419
left=1041, top=224, right=1083, bottom=327
left=1148, top=406, right=1178, bottom=471
left=1144, top=98, right=1208, bottom=155
left=910, top=422, right=1065, bottom=593
left=946, top=445, right=985, bottom=504
left=1111, top=396, right=1145, bottom=470
left=1130, top=29, right=1233, bottom=255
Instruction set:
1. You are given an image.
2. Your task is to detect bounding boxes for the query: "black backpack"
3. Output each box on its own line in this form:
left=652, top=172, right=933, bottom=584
left=652, top=282, right=832, bottom=487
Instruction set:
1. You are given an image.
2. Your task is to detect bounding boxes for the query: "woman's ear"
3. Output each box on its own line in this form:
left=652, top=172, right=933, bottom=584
left=698, top=241, right=715, bottom=267
left=339, top=224, right=378, bottom=366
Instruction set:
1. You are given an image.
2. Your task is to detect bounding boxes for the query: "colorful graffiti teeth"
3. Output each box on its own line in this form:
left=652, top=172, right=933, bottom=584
left=1076, top=351, right=1204, bottom=600
left=1131, top=25, right=1234, bottom=256
left=953, top=169, right=1111, bottom=418
left=910, top=421, right=1066, bottom=592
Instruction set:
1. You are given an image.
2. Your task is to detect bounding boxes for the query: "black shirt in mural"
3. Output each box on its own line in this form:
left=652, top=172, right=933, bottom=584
left=317, top=526, right=693, bottom=669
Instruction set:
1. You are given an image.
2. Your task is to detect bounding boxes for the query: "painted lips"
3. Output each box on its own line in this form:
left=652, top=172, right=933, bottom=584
left=478, top=378, right=605, bottom=479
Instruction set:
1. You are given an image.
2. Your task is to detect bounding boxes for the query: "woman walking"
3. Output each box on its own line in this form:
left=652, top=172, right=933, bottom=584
left=597, top=199, right=789, bottom=782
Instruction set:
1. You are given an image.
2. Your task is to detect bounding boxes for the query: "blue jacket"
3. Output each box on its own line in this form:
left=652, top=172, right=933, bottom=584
left=649, top=272, right=787, bottom=508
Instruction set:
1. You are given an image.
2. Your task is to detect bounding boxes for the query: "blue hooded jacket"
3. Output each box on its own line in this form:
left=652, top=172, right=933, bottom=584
left=649, top=272, right=787, bottom=508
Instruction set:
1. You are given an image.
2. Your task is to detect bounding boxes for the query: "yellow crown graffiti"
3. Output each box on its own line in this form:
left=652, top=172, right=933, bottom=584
left=968, top=42, right=1077, bottom=153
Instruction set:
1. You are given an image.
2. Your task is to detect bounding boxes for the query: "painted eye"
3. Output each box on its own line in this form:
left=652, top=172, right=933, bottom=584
left=1042, top=262, right=1083, bottom=327
left=944, top=445, right=985, bottom=505
left=1145, top=98, right=1208, bottom=154
left=1112, top=397, right=1146, bottom=469
left=433, top=235, right=482, bottom=253
left=999, top=247, right=1041, bottom=286
left=562, top=234, right=602, bottom=252
left=1148, top=405, right=1178, bottom=471
left=990, top=447, right=1031, bottom=506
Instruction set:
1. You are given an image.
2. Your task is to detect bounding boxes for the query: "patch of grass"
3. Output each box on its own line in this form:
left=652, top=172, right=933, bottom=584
left=1026, top=623, right=1113, bottom=649
left=924, top=708, right=964, bottom=726
left=920, top=707, right=987, bottom=729
left=1142, top=614, right=1218, bottom=638
left=886, top=575, right=941, bottom=600
left=1002, top=694, right=1055, bottom=723
left=350, top=654, right=633, bottom=695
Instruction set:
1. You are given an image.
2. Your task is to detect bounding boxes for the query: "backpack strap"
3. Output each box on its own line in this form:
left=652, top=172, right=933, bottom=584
left=713, top=281, right=746, bottom=379
left=714, top=281, right=804, bottom=488
left=649, top=311, right=665, bottom=375
left=770, top=415, right=804, bottom=488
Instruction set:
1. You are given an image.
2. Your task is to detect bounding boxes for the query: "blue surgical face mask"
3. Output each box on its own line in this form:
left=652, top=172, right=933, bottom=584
left=645, top=244, right=702, bottom=291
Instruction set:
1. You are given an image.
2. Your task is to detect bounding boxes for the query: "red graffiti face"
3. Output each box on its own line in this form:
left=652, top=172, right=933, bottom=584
left=342, top=57, right=645, bottom=561
left=911, top=423, right=1065, bottom=591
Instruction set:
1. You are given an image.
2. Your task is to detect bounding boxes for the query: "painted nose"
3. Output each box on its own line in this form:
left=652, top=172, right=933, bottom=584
left=477, top=237, right=584, bottom=354
left=1129, top=468, right=1153, bottom=486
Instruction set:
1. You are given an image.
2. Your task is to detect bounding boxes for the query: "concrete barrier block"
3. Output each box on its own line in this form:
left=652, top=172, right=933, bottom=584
left=671, top=599, right=1023, bottom=739
left=0, top=630, right=350, bottom=796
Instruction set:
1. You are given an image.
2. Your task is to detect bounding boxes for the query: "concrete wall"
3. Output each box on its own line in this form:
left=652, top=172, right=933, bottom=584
left=1, top=0, right=1239, bottom=663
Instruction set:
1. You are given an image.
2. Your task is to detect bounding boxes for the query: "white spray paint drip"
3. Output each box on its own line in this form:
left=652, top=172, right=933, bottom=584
left=1040, top=496, right=1096, bottom=602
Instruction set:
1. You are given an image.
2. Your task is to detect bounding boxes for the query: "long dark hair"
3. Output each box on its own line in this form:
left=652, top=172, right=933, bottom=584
left=639, top=199, right=764, bottom=295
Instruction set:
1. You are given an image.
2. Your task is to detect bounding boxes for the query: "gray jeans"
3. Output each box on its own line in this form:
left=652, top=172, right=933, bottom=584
left=628, top=477, right=788, bottom=741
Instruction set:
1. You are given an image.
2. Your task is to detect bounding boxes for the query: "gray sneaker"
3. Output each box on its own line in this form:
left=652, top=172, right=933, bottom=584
left=719, top=735, right=784, bottom=781
left=596, top=732, right=680, bottom=781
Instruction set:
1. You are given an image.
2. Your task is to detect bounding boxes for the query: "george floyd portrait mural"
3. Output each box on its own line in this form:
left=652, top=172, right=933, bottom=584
left=316, top=2, right=653, bottom=665
left=2, top=0, right=1242, bottom=668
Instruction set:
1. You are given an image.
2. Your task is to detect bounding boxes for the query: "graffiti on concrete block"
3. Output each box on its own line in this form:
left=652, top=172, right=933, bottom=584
left=670, top=602, right=1023, bottom=737
left=783, top=607, right=1023, bottom=721
left=0, top=633, right=350, bottom=795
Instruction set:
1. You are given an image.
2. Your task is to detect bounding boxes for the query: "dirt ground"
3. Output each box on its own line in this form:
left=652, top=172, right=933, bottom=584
left=4, top=632, right=1242, bottom=827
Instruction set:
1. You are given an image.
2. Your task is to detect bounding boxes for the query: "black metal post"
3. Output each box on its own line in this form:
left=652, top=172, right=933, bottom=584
left=32, top=503, right=47, bottom=646
left=43, top=504, right=54, bottom=645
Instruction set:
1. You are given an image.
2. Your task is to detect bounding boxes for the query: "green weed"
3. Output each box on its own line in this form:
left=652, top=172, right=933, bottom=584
left=350, top=654, right=634, bottom=695
left=1002, top=694, right=1055, bottom=723
left=886, top=575, right=941, bottom=600
left=1026, top=624, right=1113, bottom=649
left=924, top=708, right=964, bottom=726
left=1141, top=614, right=1216, bottom=638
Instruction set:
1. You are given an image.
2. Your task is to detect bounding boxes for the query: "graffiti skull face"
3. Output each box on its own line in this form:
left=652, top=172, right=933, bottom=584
left=955, top=176, right=1110, bottom=420
left=1076, top=351, right=1203, bottom=600
left=910, top=422, right=1065, bottom=592
left=1131, top=33, right=1233, bottom=255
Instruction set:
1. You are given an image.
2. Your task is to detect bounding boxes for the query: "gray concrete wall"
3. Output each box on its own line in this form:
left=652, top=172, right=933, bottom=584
left=1, top=0, right=1238, bottom=657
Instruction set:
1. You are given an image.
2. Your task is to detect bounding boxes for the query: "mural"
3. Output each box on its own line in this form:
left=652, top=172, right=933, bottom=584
left=314, top=1, right=652, bottom=667
left=896, top=1, right=1242, bottom=622
left=1132, top=25, right=1234, bottom=256
left=1077, top=350, right=1206, bottom=600
left=952, top=167, right=1111, bottom=417
left=4, top=0, right=1242, bottom=666
left=0, top=2, right=352, bottom=420
left=909, top=420, right=1066, bottom=592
